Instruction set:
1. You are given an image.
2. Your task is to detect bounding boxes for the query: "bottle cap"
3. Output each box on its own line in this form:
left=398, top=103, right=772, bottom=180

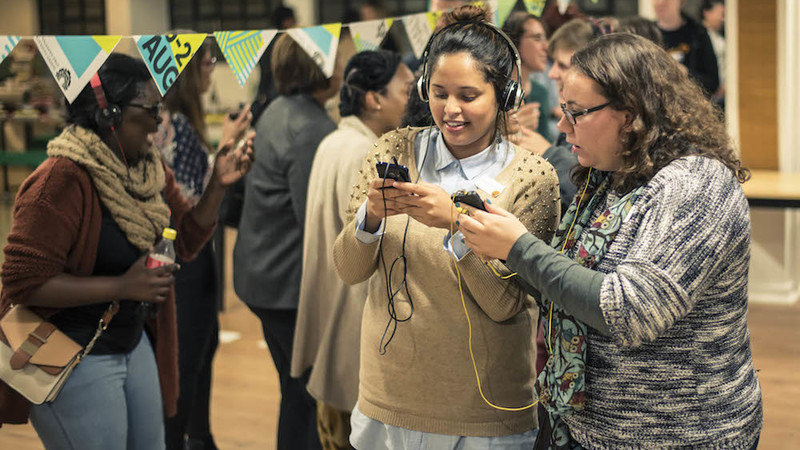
left=162, top=227, right=177, bottom=240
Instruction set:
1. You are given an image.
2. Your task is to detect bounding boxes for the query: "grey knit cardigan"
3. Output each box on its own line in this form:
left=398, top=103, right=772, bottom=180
left=558, top=156, right=762, bottom=449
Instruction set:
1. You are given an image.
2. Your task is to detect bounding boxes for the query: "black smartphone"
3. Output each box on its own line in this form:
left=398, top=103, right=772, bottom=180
left=452, top=190, right=487, bottom=211
left=228, top=102, right=248, bottom=120
left=375, top=161, right=411, bottom=183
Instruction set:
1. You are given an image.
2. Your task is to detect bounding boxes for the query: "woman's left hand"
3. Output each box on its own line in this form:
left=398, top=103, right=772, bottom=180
left=391, top=181, right=459, bottom=229
left=212, top=131, right=255, bottom=187
left=458, top=201, right=529, bottom=260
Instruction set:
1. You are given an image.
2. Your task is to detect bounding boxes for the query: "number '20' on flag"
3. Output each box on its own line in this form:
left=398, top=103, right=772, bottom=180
left=33, top=35, right=121, bottom=103
left=287, top=24, right=342, bottom=78
left=135, top=34, right=207, bottom=96
left=214, top=30, right=278, bottom=87
left=0, top=36, right=21, bottom=65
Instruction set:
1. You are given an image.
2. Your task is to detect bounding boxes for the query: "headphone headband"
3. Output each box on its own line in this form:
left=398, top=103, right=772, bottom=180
left=416, top=20, right=525, bottom=111
left=90, top=73, right=108, bottom=110
left=90, top=72, right=123, bottom=130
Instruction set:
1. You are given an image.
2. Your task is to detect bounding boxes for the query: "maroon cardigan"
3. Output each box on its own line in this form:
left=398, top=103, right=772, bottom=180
left=0, top=156, right=215, bottom=425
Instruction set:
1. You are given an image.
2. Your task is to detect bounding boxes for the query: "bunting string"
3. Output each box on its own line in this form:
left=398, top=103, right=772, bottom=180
left=1, top=0, right=547, bottom=103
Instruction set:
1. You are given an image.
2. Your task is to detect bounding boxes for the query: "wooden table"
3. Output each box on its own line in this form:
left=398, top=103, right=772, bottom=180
left=743, top=170, right=800, bottom=208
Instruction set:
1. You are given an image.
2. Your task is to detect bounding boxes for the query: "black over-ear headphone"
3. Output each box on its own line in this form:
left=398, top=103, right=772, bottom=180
left=416, top=21, right=525, bottom=112
left=90, top=72, right=123, bottom=129
left=90, top=72, right=131, bottom=171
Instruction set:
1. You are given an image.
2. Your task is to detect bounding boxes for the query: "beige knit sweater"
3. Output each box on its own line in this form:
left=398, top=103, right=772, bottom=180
left=333, top=127, right=560, bottom=436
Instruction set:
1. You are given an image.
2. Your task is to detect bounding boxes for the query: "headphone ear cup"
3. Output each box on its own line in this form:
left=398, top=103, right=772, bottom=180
left=501, top=80, right=523, bottom=112
left=417, top=76, right=428, bottom=102
left=95, top=104, right=122, bottom=128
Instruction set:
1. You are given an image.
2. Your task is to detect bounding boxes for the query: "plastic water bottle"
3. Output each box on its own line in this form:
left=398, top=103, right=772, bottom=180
left=146, top=227, right=176, bottom=268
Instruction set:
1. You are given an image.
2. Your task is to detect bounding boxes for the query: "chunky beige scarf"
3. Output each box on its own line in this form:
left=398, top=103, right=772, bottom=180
left=47, top=125, right=171, bottom=251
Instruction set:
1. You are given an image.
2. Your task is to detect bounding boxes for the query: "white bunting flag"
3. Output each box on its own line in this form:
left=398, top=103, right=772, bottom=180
left=0, top=36, right=21, bottom=65
left=403, top=12, right=441, bottom=59
left=34, top=35, right=121, bottom=103
left=287, top=24, right=342, bottom=78
left=349, top=19, right=394, bottom=52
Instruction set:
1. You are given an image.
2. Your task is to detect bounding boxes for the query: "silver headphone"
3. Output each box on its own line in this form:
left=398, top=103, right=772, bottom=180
left=416, top=21, right=525, bottom=112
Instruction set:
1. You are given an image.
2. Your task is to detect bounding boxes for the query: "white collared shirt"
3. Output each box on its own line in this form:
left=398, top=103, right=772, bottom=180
left=355, top=128, right=514, bottom=259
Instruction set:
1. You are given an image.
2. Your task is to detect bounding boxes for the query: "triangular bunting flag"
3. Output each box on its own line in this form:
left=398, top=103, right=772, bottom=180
left=134, top=33, right=207, bottom=96
left=470, top=1, right=499, bottom=26
left=524, top=0, right=548, bottom=16
left=349, top=19, right=394, bottom=52
left=287, top=24, right=342, bottom=78
left=214, top=30, right=278, bottom=87
left=404, top=12, right=440, bottom=59
left=33, top=35, right=121, bottom=103
left=0, top=36, right=21, bottom=65
left=496, top=0, right=517, bottom=26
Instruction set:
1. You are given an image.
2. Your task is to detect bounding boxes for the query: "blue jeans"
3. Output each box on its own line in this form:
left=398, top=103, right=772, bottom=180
left=29, top=332, right=165, bottom=450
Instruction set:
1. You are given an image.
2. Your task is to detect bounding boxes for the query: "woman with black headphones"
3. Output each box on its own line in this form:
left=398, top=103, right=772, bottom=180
left=334, top=5, right=558, bottom=449
left=0, top=53, right=253, bottom=449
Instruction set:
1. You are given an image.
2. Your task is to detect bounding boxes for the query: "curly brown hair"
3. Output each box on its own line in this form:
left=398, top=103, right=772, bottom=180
left=569, top=33, right=748, bottom=193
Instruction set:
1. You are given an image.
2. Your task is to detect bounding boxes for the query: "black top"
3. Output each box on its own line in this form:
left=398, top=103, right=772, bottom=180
left=50, top=202, right=155, bottom=354
left=659, top=14, right=719, bottom=96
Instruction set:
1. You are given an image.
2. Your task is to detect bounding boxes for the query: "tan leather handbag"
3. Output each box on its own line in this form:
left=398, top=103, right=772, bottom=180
left=0, top=303, right=118, bottom=404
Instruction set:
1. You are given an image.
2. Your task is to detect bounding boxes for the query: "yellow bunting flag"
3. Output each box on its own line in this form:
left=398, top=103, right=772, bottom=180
left=214, top=30, right=278, bottom=86
left=135, top=33, right=207, bottom=96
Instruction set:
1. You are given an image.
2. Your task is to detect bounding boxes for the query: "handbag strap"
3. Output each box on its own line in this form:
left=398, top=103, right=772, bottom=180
left=78, top=301, right=120, bottom=361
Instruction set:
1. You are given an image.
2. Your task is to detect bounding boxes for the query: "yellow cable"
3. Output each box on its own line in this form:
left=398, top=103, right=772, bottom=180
left=549, top=168, right=593, bottom=355
left=450, top=201, right=538, bottom=411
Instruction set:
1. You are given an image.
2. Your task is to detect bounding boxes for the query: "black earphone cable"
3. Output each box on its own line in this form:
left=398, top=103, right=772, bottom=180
left=376, top=126, right=434, bottom=354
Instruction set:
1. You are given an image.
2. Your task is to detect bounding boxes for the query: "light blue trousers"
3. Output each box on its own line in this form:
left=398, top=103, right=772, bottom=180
left=350, top=404, right=537, bottom=450
left=29, top=332, right=165, bottom=450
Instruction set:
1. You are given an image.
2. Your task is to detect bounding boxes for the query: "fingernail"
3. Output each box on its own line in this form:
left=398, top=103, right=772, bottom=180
left=487, top=199, right=492, bottom=204
left=460, top=238, right=465, bottom=244
left=454, top=202, right=461, bottom=207
left=455, top=220, right=460, bottom=226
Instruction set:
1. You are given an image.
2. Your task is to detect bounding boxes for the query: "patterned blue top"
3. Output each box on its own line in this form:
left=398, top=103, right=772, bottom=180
left=158, top=112, right=211, bottom=204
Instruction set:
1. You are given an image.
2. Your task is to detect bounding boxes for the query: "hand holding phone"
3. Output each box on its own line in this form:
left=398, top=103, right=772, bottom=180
left=452, top=190, right=487, bottom=211
left=375, top=161, right=411, bottom=183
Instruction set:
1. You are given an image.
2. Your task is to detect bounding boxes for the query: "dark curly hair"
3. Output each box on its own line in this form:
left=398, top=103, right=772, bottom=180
left=569, top=33, right=748, bottom=193
left=66, top=53, right=151, bottom=134
left=339, top=50, right=402, bottom=117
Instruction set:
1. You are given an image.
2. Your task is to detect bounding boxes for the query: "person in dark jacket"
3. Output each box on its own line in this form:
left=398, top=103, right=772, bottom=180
left=233, top=33, right=340, bottom=450
left=654, top=0, right=719, bottom=96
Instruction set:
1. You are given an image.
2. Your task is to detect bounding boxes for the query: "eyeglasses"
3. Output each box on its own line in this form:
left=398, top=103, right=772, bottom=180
left=128, top=102, right=164, bottom=119
left=523, top=33, right=546, bottom=43
left=560, top=101, right=610, bottom=125
left=202, top=57, right=217, bottom=69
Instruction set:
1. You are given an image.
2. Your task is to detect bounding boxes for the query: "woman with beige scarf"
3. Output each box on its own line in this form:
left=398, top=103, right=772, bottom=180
left=0, top=53, right=253, bottom=449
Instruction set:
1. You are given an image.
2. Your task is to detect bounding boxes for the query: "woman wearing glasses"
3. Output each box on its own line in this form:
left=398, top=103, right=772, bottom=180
left=458, top=34, right=762, bottom=449
left=502, top=11, right=552, bottom=144
left=155, top=37, right=251, bottom=450
left=0, top=53, right=254, bottom=449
